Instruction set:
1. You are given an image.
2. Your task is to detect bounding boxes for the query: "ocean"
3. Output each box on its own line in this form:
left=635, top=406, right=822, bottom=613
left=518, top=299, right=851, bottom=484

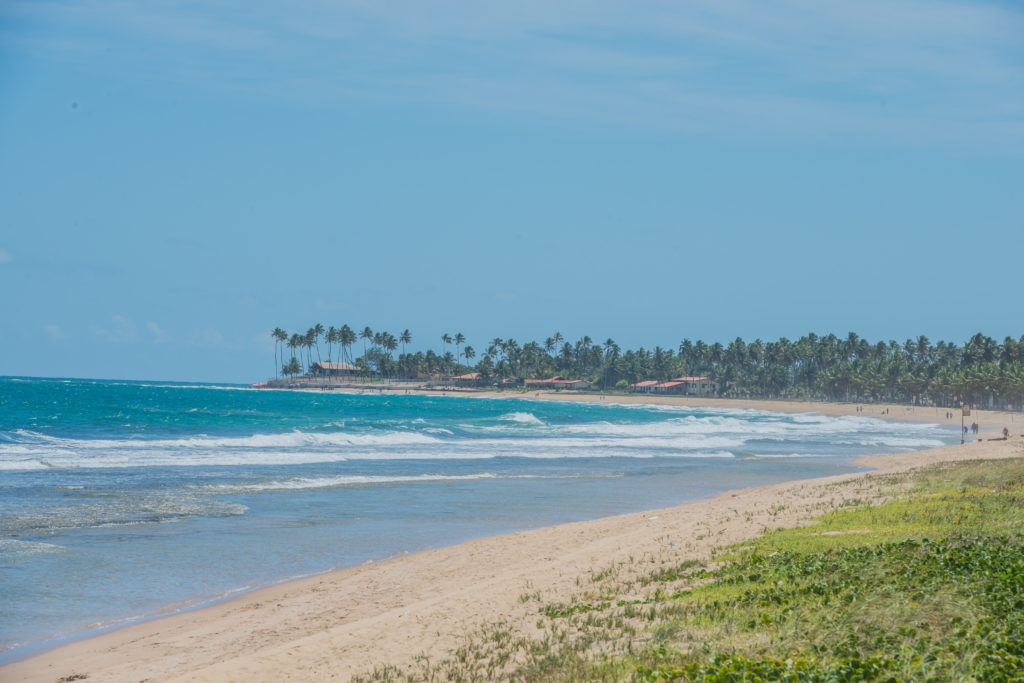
left=0, top=376, right=957, bottom=661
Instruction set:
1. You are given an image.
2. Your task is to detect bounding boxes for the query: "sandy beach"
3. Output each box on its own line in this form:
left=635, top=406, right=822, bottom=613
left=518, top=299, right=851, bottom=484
left=4, top=395, right=1021, bottom=683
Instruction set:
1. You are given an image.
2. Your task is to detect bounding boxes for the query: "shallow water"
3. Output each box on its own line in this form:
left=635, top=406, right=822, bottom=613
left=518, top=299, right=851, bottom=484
left=0, top=377, right=957, bottom=661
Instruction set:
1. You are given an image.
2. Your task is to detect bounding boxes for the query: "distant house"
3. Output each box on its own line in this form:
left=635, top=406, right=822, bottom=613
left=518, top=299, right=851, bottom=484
left=629, top=377, right=716, bottom=395
left=447, top=372, right=484, bottom=387
left=551, top=379, right=590, bottom=390
left=669, top=376, right=718, bottom=396
left=309, top=361, right=359, bottom=377
left=651, top=381, right=686, bottom=394
left=524, top=376, right=590, bottom=390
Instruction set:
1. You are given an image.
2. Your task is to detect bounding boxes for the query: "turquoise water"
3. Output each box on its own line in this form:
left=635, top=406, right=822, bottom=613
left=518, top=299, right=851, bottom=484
left=0, top=377, right=956, bottom=661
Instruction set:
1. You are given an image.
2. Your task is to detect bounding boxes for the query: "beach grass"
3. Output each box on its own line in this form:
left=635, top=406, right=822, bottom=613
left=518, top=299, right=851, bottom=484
left=354, top=458, right=1024, bottom=681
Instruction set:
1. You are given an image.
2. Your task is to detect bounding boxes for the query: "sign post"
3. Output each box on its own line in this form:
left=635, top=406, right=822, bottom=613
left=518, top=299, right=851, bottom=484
left=961, top=403, right=971, bottom=444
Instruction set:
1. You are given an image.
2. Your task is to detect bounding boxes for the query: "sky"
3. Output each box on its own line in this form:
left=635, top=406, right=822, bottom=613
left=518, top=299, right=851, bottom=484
left=1, top=0, right=1022, bottom=383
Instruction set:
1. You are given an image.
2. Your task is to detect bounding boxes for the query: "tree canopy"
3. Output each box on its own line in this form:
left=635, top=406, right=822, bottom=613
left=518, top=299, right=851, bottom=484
left=270, top=326, right=1024, bottom=408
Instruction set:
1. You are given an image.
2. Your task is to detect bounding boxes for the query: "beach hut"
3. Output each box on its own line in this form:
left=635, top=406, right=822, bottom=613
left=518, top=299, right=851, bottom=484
left=447, top=372, right=484, bottom=387
left=309, top=361, right=359, bottom=378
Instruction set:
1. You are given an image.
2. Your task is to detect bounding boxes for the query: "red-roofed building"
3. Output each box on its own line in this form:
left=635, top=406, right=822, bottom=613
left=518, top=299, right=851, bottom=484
left=446, top=372, right=483, bottom=387
left=524, top=376, right=590, bottom=390
left=631, top=377, right=717, bottom=395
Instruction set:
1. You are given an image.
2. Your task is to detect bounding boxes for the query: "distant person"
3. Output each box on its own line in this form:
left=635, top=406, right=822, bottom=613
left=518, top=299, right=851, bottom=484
left=1004, top=427, right=1010, bottom=439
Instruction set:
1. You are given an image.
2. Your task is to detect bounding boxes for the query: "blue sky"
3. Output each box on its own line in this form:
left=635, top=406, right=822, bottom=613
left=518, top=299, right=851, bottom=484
left=1, top=0, right=1022, bottom=383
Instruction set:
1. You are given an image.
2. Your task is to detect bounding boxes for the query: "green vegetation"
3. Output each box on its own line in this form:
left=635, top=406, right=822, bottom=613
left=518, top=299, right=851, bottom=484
left=354, top=458, right=1024, bottom=682
left=270, top=325, right=1024, bottom=407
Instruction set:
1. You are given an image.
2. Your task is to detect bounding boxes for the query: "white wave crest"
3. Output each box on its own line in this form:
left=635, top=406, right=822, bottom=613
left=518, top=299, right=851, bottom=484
left=199, top=472, right=501, bottom=493
left=500, top=412, right=545, bottom=425
left=0, top=539, right=66, bottom=559
left=1, top=428, right=440, bottom=453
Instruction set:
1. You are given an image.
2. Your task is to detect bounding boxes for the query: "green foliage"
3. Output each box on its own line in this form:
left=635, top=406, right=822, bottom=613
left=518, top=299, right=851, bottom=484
left=620, top=459, right=1024, bottom=682
left=268, top=325, right=1024, bottom=404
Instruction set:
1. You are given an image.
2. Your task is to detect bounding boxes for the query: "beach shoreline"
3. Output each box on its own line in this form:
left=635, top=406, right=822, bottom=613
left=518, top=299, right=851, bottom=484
left=294, top=383, right=1019, bottom=435
left=3, top=394, right=1020, bottom=682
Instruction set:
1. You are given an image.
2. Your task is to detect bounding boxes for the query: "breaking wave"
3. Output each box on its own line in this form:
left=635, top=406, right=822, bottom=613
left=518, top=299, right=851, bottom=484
left=499, top=412, right=545, bottom=425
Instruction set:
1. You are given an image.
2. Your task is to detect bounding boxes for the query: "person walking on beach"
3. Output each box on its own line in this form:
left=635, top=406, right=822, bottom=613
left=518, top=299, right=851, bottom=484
left=1004, top=427, right=1010, bottom=439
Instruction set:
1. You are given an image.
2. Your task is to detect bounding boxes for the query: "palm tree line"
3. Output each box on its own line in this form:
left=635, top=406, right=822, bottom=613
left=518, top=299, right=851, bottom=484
left=271, top=327, right=1024, bottom=408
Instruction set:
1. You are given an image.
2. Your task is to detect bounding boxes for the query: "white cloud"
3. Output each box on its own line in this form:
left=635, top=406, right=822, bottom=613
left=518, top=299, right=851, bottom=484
left=91, top=314, right=138, bottom=343
left=10, top=0, right=1024, bottom=146
left=188, top=328, right=232, bottom=348
left=0, top=249, right=12, bottom=263
left=43, top=324, right=63, bottom=340
left=147, top=322, right=169, bottom=343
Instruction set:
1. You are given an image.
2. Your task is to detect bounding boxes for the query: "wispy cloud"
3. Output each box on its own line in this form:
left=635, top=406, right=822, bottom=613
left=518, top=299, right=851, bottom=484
left=91, top=314, right=138, bottom=343
left=9, top=0, right=1024, bottom=145
left=0, top=249, right=12, bottom=263
left=188, top=328, right=232, bottom=349
left=43, top=323, right=63, bottom=340
left=146, top=321, right=168, bottom=343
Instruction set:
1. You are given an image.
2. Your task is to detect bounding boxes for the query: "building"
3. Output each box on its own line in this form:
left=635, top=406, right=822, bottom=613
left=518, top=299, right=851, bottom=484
left=551, top=379, right=590, bottom=390
left=309, top=361, right=359, bottom=377
left=651, top=381, right=686, bottom=394
left=670, top=376, right=718, bottom=396
left=630, top=377, right=717, bottom=395
left=446, top=372, right=484, bottom=387
left=524, top=376, right=591, bottom=390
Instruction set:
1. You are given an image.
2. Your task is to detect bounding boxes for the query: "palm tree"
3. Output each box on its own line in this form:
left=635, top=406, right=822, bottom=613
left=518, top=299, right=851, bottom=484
left=442, top=333, right=453, bottom=364
left=304, top=329, right=317, bottom=369
left=325, top=326, right=337, bottom=363
left=400, top=329, right=412, bottom=356
left=463, top=345, right=475, bottom=368
left=383, top=332, right=398, bottom=378
left=288, top=333, right=303, bottom=375
left=284, top=356, right=301, bottom=377
left=272, top=328, right=287, bottom=378
left=313, top=323, right=325, bottom=364
left=361, top=327, right=373, bottom=365
left=455, top=333, right=465, bottom=368
left=340, top=324, right=356, bottom=364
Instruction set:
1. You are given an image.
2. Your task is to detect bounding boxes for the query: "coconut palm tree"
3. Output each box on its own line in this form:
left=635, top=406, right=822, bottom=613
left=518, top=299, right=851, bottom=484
left=303, top=329, right=317, bottom=369
left=288, top=333, right=303, bottom=375
left=454, top=332, right=465, bottom=367
left=360, top=327, right=373, bottom=365
left=340, top=324, right=356, bottom=364
left=400, top=329, right=412, bottom=356
left=325, top=326, right=337, bottom=363
left=272, top=328, right=287, bottom=378
left=383, top=332, right=398, bottom=378
left=442, top=333, right=453, bottom=363
left=313, top=323, right=325, bottom=363
left=284, top=356, right=302, bottom=377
